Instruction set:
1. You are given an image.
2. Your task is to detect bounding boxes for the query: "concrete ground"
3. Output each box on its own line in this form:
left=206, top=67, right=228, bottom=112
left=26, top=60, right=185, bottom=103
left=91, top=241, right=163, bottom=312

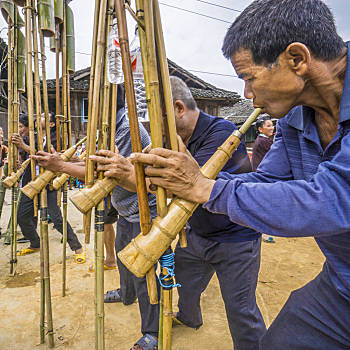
left=0, top=189, right=324, bottom=349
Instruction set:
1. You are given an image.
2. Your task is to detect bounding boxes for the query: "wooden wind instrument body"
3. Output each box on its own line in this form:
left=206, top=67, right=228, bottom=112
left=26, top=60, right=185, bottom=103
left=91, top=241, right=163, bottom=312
left=3, top=158, right=30, bottom=189
left=21, top=136, right=87, bottom=199
left=118, top=108, right=262, bottom=278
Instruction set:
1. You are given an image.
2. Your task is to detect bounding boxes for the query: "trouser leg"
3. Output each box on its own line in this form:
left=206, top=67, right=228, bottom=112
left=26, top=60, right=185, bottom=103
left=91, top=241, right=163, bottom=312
left=47, top=190, right=82, bottom=251
left=174, top=230, right=215, bottom=328
left=17, top=193, right=40, bottom=248
left=115, top=219, right=137, bottom=304
left=213, top=238, right=266, bottom=350
left=261, top=266, right=350, bottom=350
left=116, top=218, right=159, bottom=337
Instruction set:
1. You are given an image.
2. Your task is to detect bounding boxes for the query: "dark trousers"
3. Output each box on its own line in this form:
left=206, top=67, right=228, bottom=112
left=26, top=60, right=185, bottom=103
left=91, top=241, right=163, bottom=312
left=17, top=190, right=82, bottom=251
left=116, top=217, right=159, bottom=337
left=261, top=265, right=350, bottom=350
left=174, top=230, right=266, bottom=350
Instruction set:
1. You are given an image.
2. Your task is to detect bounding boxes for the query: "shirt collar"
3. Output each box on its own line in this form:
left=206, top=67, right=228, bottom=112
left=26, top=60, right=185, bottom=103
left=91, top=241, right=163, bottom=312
left=339, top=41, right=350, bottom=123
left=287, top=41, right=350, bottom=130
left=188, top=111, right=214, bottom=146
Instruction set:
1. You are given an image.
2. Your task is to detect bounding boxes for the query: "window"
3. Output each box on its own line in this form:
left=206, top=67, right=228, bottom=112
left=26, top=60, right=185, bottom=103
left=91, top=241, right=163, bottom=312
left=81, top=98, right=88, bottom=122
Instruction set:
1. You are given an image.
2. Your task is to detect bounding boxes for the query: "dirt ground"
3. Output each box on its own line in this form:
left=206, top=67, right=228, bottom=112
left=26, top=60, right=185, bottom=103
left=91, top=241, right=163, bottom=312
left=0, top=189, right=325, bottom=350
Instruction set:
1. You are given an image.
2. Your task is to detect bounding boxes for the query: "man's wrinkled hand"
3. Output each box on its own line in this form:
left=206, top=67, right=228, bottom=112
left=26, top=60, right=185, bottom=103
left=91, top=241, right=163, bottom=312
left=11, top=134, right=25, bottom=149
left=30, top=149, right=64, bottom=173
left=89, top=149, right=135, bottom=187
left=129, top=136, right=215, bottom=203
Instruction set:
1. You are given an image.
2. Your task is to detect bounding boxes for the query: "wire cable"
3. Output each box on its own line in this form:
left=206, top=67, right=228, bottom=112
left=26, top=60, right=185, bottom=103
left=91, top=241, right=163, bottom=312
left=192, top=0, right=242, bottom=13
left=159, top=2, right=232, bottom=24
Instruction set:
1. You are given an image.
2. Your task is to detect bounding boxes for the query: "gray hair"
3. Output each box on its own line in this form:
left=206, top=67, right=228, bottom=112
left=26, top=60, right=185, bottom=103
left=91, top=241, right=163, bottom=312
left=170, top=76, right=197, bottom=111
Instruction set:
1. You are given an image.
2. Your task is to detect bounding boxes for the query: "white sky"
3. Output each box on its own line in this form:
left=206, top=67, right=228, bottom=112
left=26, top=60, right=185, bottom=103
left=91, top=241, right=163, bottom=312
left=1, top=0, right=350, bottom=97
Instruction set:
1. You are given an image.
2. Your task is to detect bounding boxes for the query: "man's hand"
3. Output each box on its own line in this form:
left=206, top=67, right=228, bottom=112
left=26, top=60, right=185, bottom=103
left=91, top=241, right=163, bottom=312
left=90, top=149, right=137, bottom=191
left=11, top=134, right=27, bottom=150
left=30, top=148, right=64, bottom=173
left=129, top=137, right=215, bottom=203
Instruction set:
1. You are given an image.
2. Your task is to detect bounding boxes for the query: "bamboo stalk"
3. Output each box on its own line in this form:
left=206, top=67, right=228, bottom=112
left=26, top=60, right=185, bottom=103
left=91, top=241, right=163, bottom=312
left=34, top=0, right=54, bottom=345
left=118, top=108, right=263, bottom=277
left=84, top=0, right=101, bottom=245
left=24, top=0, right=38, bottom=216
left=61, top=0, right=68, bottom=297
left=39, top=32, right=51, bottom=152
left=91, top=1, right=108, bottom=347
left=109, top=84, right=117, bottom=152
left=7, top=17, right=14, bottom=175
left=115, top=0, right=158, bottom=306
left=10, top=186, right=19, bottom=276
left=41, top=186, right=55, bottom=348
left=55, top=23, right=62, bottom=207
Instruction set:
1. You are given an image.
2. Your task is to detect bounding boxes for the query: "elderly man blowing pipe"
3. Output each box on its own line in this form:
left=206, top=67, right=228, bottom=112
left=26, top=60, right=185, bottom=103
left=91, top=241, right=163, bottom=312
left=129, top=0, right=350, bottom=349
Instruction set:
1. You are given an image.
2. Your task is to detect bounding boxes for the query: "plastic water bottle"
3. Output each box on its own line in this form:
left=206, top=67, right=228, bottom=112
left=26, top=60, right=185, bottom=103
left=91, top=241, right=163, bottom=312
left=107, top=19, right=124, bottom=84
left=128, top=26, right=149, bottom=121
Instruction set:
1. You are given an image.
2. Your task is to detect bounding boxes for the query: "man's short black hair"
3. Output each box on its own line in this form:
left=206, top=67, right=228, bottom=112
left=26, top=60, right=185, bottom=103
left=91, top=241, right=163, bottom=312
left=222, top=0, right=345, bottom=65
left=19, top=114, right=29, bottom=127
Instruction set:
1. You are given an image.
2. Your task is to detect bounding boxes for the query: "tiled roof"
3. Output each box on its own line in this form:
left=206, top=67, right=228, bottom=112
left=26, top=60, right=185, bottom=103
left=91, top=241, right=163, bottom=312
left=47, top=59, right=241, bottom=102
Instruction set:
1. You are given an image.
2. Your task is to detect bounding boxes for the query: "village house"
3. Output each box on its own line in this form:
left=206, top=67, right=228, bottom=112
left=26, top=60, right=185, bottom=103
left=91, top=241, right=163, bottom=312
left=46, top=59, right=241, bottom=142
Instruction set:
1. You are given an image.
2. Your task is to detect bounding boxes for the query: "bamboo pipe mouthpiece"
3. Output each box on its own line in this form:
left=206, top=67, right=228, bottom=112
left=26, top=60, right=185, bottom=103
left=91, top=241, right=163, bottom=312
left=3, top=159, right=30, bottom=189
left=118, top=108, right=263, bottom=277
left=70, top=177, right=118, bottom=214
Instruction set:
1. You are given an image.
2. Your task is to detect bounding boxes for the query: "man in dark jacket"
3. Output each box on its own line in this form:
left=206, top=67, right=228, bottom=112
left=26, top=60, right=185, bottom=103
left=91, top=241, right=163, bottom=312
left=12, top=113, right=84, bottom=262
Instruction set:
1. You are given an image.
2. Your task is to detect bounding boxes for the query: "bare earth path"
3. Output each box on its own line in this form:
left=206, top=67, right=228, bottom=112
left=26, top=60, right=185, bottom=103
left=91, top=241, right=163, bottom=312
left=0, top=190, right=324, bottom=350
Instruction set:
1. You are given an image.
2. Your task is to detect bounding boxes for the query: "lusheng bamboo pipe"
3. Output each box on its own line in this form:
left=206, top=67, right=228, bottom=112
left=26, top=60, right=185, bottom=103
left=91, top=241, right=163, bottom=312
left=21, top=136, right=87, bottom=199
left=118, top=108, right=263, bottom=278
left=3, top=158, right=30, bottom=188
left=24, top=0, right=38, bottom=216
left=115, top=0, right=159, bottom=306
left=84, top=0, right=101, bottom=245
left=34, top=0, right=54, bottom=345
left=52, top=150, right=86, bottom=190
left=61, top=0, right=68, bottom=299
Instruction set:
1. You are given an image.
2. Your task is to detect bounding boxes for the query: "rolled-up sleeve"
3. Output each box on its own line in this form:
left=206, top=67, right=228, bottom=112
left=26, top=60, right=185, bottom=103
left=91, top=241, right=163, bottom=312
left=204, top=127, right=350, bottom=238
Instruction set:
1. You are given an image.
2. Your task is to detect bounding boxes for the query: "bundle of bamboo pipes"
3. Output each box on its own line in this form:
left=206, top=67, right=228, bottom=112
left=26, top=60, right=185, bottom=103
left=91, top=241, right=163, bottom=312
left=1, top=0, right=25, bottom=276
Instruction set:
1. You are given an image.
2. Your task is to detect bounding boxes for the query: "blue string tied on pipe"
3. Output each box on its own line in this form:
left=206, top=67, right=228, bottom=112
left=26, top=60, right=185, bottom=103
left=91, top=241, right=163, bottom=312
left=159, top=253, right=181, bottom=290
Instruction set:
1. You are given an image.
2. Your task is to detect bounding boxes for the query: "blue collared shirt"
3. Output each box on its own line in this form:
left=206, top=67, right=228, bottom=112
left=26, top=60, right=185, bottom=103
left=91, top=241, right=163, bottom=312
left=187, top=111, right=260, bottom=243
left=204, top=43, right=350, bottom=299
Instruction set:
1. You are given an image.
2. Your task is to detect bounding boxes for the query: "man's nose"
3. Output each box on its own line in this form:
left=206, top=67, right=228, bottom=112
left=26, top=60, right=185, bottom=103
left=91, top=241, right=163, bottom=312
left=244, top=83, right=254, bottom=100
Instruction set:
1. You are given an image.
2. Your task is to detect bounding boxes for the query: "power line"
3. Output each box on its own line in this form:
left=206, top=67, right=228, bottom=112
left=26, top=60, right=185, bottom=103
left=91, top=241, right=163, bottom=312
left=159, top=2, right=232, bottom=24
left=192, top=0, right=242, bottom=13
left=188, top=69, right=237, bottom=78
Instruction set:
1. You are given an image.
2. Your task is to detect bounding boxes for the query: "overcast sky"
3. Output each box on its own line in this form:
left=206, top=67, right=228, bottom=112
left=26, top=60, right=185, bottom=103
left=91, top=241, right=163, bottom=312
left=1, top=0, right=350, bottom=97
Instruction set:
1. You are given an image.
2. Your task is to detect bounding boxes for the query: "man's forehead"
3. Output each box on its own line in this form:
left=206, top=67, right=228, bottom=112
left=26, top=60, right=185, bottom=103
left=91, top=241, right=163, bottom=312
left=230, top=49, right=255, bottom=71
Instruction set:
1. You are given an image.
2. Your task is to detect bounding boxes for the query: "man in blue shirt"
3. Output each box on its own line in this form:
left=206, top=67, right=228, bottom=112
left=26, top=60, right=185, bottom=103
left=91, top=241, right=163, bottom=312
left=170, top=77, right=266, bottom=349
left=130, top=0, right=350, bottom=348
left=93, top=76, right=266, bottom=349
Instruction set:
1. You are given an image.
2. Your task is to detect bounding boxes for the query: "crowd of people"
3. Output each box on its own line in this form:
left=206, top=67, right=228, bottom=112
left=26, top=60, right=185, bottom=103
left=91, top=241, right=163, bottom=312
left=1, top=0, right=350, bottom=349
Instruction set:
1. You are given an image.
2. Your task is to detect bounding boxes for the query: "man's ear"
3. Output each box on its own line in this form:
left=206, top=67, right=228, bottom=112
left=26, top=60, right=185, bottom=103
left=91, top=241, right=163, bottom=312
left=174, top=100, right=186, bottom=118
left=284, top=42, right=311, bottom=77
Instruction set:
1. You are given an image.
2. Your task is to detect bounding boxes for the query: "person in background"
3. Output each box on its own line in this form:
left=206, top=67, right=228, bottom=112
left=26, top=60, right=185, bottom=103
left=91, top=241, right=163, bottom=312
left=12, top=114, right=85, bottom=262
left=252, top=116, right=275, bottom=171
left=252, top=116, right=275, bottom=243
